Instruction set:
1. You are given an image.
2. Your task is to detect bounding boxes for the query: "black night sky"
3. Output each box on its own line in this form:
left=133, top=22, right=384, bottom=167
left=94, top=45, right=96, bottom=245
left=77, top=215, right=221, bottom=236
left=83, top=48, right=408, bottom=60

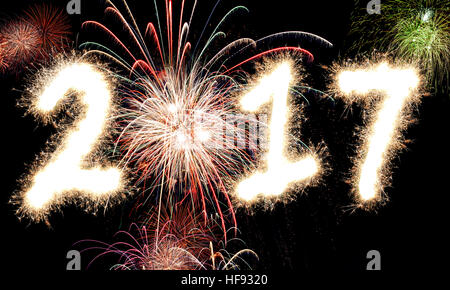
left=1, top=0, right=448, bottom=287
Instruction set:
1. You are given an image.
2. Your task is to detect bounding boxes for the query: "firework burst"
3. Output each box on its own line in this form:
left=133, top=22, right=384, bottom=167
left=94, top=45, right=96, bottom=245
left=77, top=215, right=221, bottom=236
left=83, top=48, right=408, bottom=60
left=0, top=19, right=41, bottom=72
left=116, top=63, right=252, bottom=234
left=24, top=4, right=72, bottom=58
left=0, top=4, right=71, bottom=74
left=349, top=0, right=449, bottom=93
left=81, top=0, right=331, bottom=236
left=79, top=205, right=257, bottom=270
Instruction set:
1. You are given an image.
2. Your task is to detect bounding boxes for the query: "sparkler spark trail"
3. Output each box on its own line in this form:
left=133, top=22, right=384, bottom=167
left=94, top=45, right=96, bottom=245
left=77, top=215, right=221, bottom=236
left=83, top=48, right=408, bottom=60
left=18, top=59, right=125, bottom=219
left=236, top=61, right=320, bottom=202
left=81, top=0, right=331, bottom=233
left=337, top=62, right=420, bottom=202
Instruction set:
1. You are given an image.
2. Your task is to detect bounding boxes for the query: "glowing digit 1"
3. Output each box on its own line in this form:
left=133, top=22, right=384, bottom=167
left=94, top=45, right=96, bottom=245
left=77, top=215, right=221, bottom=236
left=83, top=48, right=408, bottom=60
left=236, top=61, right=319, bottom=202
left=338, top=62, right=420, bottom=201
left=23, top=62, right=124, bottom=217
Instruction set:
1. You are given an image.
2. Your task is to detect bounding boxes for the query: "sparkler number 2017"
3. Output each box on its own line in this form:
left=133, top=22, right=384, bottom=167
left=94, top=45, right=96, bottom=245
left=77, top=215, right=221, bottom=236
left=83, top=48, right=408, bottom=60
left=19, top=59, right=420, bottom=219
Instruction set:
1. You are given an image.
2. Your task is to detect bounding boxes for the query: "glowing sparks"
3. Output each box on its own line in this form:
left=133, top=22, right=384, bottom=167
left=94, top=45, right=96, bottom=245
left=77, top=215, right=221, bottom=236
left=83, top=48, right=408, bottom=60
left=21, top=61, right=124, bottom=218
left=236, top=61, right=320, bottom=202
left=337, top=62, right=420, bottom=201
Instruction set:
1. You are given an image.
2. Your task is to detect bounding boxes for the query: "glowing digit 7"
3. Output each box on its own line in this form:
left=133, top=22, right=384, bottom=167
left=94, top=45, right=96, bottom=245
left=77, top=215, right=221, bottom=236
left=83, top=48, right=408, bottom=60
left=338, top=62, right=420, bottom=201
left=22, top=62, right=124, bottom=218
left=236, top=61, right=320, bottom=202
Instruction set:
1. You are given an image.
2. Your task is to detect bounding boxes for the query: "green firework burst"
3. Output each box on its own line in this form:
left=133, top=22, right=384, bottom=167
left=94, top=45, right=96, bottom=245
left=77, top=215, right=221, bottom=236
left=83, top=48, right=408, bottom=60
left=349, top=0, right=450, bottom=94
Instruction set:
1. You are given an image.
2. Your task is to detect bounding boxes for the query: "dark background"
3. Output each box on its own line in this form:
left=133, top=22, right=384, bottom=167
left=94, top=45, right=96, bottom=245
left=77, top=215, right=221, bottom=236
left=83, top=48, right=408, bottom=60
left=1, top=0, right=448, bottom=282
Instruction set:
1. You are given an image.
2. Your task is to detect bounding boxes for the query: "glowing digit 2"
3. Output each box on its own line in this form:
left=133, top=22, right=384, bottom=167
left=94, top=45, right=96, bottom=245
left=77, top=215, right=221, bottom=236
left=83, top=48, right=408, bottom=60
left=22, top=62, right=124, bottom=218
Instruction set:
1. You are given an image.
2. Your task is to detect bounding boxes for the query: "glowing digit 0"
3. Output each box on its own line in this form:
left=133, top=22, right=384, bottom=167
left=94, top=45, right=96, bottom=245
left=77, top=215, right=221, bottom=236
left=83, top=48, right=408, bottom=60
left=22, top=62, right=124, bottom=218
left=236, top=61, right=320, bottom=202
left=337, top=62, right=420, bottom=201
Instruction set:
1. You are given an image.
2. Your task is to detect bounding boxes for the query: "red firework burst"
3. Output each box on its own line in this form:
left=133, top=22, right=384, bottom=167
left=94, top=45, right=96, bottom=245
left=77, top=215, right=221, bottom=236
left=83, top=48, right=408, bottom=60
left=0, top=19, right=41, bottom=71
left=80, top=205, right=219, bottom=270
left=24, top=4, right=71, bottom=58
left=0, top=43, right=9, bottom=72
left=0, top=4, right=71, bottom=73
left=78, top=203, right=257, bottom=270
